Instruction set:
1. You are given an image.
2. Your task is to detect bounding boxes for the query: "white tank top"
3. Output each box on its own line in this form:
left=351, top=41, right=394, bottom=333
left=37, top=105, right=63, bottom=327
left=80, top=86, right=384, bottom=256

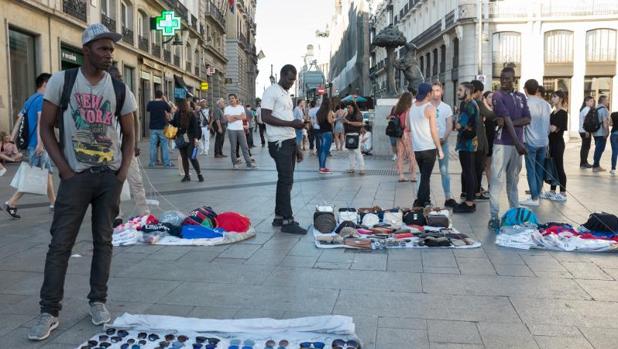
left=409, top=102, right=436, bottom=152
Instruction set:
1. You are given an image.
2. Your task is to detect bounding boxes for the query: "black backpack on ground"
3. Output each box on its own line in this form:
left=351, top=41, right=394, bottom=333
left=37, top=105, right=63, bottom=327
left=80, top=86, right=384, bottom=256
left=57, top=68, right=126, bottom=150
left=583, top=212, right=618, bottom=232
left=385, top=115, right=404, bottom=138
left=583, top=106, right=601, bottom=133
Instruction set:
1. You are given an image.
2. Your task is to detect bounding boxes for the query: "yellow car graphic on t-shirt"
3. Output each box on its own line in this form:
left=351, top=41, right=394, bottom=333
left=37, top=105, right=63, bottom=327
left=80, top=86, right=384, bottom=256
left=72, top=131, right=114, bottom=165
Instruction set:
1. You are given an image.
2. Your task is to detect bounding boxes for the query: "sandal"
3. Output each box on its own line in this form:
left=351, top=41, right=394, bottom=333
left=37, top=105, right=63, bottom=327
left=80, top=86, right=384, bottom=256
left=398, top=178, right=408, bottom=182
left=4, top=202, right=21, bottom=219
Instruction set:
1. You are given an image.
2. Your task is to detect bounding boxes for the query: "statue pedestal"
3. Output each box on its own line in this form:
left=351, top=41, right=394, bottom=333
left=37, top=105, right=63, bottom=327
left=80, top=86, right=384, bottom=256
left=371, top=98, right=399, bottom=156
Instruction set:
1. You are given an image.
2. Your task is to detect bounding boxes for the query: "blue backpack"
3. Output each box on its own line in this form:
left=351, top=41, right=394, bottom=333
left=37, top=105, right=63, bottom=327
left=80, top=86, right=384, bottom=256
left=501, top=207, right=538, bottom=227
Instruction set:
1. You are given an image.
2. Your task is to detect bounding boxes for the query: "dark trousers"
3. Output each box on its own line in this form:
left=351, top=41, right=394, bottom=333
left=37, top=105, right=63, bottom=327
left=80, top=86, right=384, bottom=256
left=414, top=149, right=437, bottom=207
left=593, top=136, right=608, bottom=168
left=475, top=149, right=486, bottom=193
left=40, top=170, right=122, bottom=316
left=580, top=132, right=592, bottom=166
left=309, top=128, right=321, bottom=151
left=258, top=123, right=266, bottom=145
left=549, top=139, right=566, bottom=192
left=247, top=127, right=255, bottom=148
left=268, top=138, right=297, bottom=219
left=214, top=127, right=226, bottom=156
left=179, top=144, right=201, bottom=177
left=459, top=151, right=476, bottom=202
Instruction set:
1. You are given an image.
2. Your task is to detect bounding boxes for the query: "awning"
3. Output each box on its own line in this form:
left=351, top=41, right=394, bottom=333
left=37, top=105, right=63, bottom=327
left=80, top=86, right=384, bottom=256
left=174, top=75, right=194, bottom=98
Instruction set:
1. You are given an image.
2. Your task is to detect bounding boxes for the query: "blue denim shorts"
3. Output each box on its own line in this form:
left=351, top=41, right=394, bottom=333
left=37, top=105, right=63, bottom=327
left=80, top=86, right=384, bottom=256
left=28, top=148, right=54, bottom=173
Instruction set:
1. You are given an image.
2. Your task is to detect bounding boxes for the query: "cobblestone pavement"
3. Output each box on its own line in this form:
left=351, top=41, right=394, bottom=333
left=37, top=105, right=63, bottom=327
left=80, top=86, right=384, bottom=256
left=0, top=138, right=617, bottom=348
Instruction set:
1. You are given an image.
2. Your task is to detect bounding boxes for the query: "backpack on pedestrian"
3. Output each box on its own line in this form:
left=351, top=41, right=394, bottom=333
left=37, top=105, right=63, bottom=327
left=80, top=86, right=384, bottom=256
left=15, top=95, right=43, bottom=150
left=385, top=114, right=404, bottom=138
left=583, top=106, right=601, bottom=133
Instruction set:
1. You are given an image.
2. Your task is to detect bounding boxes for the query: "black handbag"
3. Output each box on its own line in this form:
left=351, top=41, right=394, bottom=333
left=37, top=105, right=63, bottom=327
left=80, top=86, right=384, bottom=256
left=345, top=133, right=360, bottom=149
left=175, top=133, right=189, bottom=149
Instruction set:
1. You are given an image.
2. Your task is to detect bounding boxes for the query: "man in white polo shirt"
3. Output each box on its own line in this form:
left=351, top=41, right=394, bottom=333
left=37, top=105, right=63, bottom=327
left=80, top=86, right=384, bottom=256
left=225, top=94, right=255, bottom=169
left=261, top=65, right=306, bottom=235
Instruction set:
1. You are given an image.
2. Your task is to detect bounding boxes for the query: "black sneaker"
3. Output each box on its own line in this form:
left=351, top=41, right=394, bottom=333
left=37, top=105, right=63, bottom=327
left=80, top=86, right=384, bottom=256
left=181, top=176, right=190, bottom=182
left=281, top=221, right=307, bottom=235
left=197, top=174, right=204, bottom=182
left=580, top=163, right=593, bottom=169
left=475, top=193, right=490, bottom=201
left=272, top=217, right=283, bottom=227
left=113, top=218, right=123, bottom=228
left=453, top=202, right=476, bottom=213
left=444, top=199, right=457, bottom=208
left=4, top=203, right=20, bottom=219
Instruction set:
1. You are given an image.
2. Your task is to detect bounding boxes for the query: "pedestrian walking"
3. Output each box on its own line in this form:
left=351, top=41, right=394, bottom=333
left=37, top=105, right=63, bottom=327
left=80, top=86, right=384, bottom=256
left=29, top=24, right=137, bottom=341
left=334, top=103, right=346, bottom=151
left=393, top=92, right=417, bottom=182
left=344, top=102, right=365, bottom=175
left=225, top=94, right=255, bottom=169
left=308, top=100, right=321, bottom=154
left=430, top=82, right=456, bottom=207
left=197, top=99, right=211, bottom=156
left=261, top=64, right=307, bottom=235
left=213, top=98, right=228, bottom=158
left=409, top=83, right=444, bottom=207
left=542, top=90, right=568, bottom=201
left=520, top=79, right=551, bottom=207
left=245, top=104, right=255, bottom=148
left=592, top=95, right=610, bottom=172
left=293, top=100, right=306, bottom=146
left=171, top=99, right=203, bottom=182
left=579, top=96, right=595, bottom=168
left=487, top=67, right=531, bottom=230
left=453, top=82, right=479, bottom=213
left=147, top=90, right=172, bottom=167
left=256, top=102, right=266, bottom=147
left=4, top=73, right=56, bottom=219
left=317, top=97, right=335, bottom=174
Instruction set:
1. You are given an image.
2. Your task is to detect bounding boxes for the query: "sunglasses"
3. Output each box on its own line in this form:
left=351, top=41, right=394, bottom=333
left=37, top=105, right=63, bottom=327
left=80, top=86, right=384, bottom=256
left=299, top=342, right=325, bottom=349
left=192, top=343, right=217, bottom=349
left=229, top=339, right=256, bottom=349
left=331, top=339, right=359, bottom=349
left=264, top=339, right=289, bottom=349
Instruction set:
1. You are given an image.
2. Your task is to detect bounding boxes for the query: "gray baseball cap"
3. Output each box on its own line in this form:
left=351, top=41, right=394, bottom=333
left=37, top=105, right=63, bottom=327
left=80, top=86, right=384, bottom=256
left=82, top=23, right=122, bottom=45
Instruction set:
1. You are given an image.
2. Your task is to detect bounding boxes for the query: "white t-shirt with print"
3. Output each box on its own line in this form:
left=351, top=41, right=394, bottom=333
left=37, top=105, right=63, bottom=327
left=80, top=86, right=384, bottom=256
left=261, top=84, right=295, bottom=142
left=224, top=105, right=246, bottom=131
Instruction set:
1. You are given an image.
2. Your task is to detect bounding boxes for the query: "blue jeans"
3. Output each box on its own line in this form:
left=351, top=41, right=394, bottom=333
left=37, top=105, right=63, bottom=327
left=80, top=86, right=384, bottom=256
left=149, top=129, right=170, bottom=167
left=295, top=129, right=303, bottom=145
left=438, top=141, right=451, bottom=199
left=611, top=132, right=618, bottom=170
left=319, top=132, right=333, bottom=169
left=524, top=144, right=546, bottom=200
left=593, top=136, right=607, bottom=168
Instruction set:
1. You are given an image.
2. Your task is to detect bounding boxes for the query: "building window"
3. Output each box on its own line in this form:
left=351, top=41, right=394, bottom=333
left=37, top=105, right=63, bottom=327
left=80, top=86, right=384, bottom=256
left=123, top=65, right=134, bottom=93
left=440, top=45, right=446, bottom=73
left=492, top=32, right=521, bottom=77
left=585, top=77, right=612, bottom=105
left=420, top=56, right=424, bottom=77
left=586, top=29, right=617, bottom=62
left=432, top=48, right=438, bottom=76
left=9, top=28, right=36, bottom=129
left=452, top=38, right=459, bottom=68
left=138, top=11, right=148, bottom=38
left=425, top=52, right=430, bottom=79
left=545, top=30, right=573, bottom=64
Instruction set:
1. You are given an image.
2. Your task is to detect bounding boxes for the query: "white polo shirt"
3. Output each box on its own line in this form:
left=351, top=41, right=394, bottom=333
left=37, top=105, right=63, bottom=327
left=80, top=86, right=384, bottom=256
left=261, top=84, right=295, bottom=142
left=224, top=105, right=245, bottom=131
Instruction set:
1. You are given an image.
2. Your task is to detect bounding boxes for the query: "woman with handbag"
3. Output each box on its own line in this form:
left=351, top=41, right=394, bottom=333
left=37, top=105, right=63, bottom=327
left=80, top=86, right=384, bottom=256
left=453, top=83, right=479, bottom=213
left=344, top=102, right=365, bottom=175
left=393, top=92, right=417, bottom=182
left=333, top=103, right=346, bottom=151
left=171, top=99, right=204, bottom=182
left=317, top=97, right=335, bottom=174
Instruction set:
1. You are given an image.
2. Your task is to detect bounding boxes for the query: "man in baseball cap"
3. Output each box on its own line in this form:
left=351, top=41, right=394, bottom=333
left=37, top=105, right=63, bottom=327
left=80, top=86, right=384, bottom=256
left=28, top=22, right=136, bottom=341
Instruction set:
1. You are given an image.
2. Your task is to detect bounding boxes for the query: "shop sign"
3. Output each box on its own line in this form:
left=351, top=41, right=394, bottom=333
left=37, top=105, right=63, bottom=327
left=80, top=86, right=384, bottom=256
left=61, top=48, right=83, bottom=65
left=200, top=82, right=209, bottom=91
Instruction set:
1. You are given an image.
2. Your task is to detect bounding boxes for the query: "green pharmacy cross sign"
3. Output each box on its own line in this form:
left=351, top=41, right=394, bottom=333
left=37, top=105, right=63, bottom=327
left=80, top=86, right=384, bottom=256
left=155, top=11, right=181, bottom=37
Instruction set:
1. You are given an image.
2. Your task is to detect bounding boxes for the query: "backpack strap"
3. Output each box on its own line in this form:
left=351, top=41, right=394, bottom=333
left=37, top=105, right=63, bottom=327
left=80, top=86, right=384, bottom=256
left=111, top=77, right=126, bottom=118
left=58, top=68, right=79, bottom=150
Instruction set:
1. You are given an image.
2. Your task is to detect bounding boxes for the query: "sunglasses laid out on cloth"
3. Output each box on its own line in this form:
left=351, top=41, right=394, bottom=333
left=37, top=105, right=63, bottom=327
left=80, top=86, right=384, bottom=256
left=299, top=342, right=326, bottom=348
left=331, top=339, right=360, bottom=349
left=264, top=339, right=290, bottom=348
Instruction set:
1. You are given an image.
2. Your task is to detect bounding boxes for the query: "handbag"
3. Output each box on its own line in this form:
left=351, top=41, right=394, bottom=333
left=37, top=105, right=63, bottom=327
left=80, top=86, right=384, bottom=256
left=10, top=162, right=48, bottom=195
left=383, top=208, right=403, bottom=227
left=120, top=180, right=131, bottom=201
left=543, top=157, right=560, bottom=186
left=163, top=125, right=178, bottom=139
left=424, top=208, right=451, bottom=228
left=345, top=133, right=360, bottom=149
left=174, top=133, right=189, bottom=149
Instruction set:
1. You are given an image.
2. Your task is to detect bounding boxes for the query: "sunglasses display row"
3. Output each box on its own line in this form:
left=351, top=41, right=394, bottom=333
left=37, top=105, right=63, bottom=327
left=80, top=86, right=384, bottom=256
left=78, top=328, right=361, bottom=349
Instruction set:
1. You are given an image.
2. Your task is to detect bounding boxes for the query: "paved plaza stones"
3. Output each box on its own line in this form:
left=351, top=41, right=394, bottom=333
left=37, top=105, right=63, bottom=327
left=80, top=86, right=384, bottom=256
left=0, top=140, right=617, bottom=348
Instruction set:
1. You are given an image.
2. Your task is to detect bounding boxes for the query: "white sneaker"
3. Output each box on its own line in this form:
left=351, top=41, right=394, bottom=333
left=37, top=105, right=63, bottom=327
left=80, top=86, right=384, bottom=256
left=0, top=168, right=6, bottom=177
left=392, top=155, right=397, bottom=161
left=540, top=191, right=555, bottom=200
left=520, top=198, right=540, bottom=207
left=553, top=193, right=567, bottom=202
left=611, top=170, right=616, bottom=176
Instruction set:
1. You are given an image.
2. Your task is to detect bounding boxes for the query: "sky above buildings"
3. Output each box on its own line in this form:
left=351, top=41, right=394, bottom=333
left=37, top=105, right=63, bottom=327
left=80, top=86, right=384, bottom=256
left=255, top=0, right=335, bottom=97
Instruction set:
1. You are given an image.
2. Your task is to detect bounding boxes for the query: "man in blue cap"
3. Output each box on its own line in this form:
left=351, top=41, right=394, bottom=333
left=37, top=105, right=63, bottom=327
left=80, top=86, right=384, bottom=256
left=409, top=82, right=444, bottom=207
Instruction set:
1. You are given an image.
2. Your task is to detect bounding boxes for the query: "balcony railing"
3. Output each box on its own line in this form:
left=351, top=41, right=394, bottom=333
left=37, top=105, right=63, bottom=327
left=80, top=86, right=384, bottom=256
left=138, top=36, right=149, bottom=52
left=63, top=0, right=87, bottom=22
left=164, top=49, right=171, bottom=62
left=174, top=55, right=180, bottom=67
left=162, top=0, right=188, bottom=21
left=101, top=14, right=116, bottom=32
left=207, top=0, right=226, bottom=28
left=122, top=27, right=134, bottom=45
left=152, top=44, right=161, bottom=58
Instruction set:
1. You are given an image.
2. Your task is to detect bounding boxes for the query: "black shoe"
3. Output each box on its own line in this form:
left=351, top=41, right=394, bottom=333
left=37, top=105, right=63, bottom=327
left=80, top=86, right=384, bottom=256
left=197, top=174, right=204, bottom=182
left=460, top=193, right=466, bottom=200
left=281, top=221, right=307, bottom=235
left=113, top=218, right=123, bottom=228
left=181, top=176, right=190, bottom=182
left=444, top=199, right=457, bottom=208
left=580, top=163, right=593, bottom=169
left=475, top=193, right=490, bottom=201
left=272, top=217, right=283, bottom=227
left=4, top=203, right=20, bottom=219
left=453, top=202, right=476, bottom=213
